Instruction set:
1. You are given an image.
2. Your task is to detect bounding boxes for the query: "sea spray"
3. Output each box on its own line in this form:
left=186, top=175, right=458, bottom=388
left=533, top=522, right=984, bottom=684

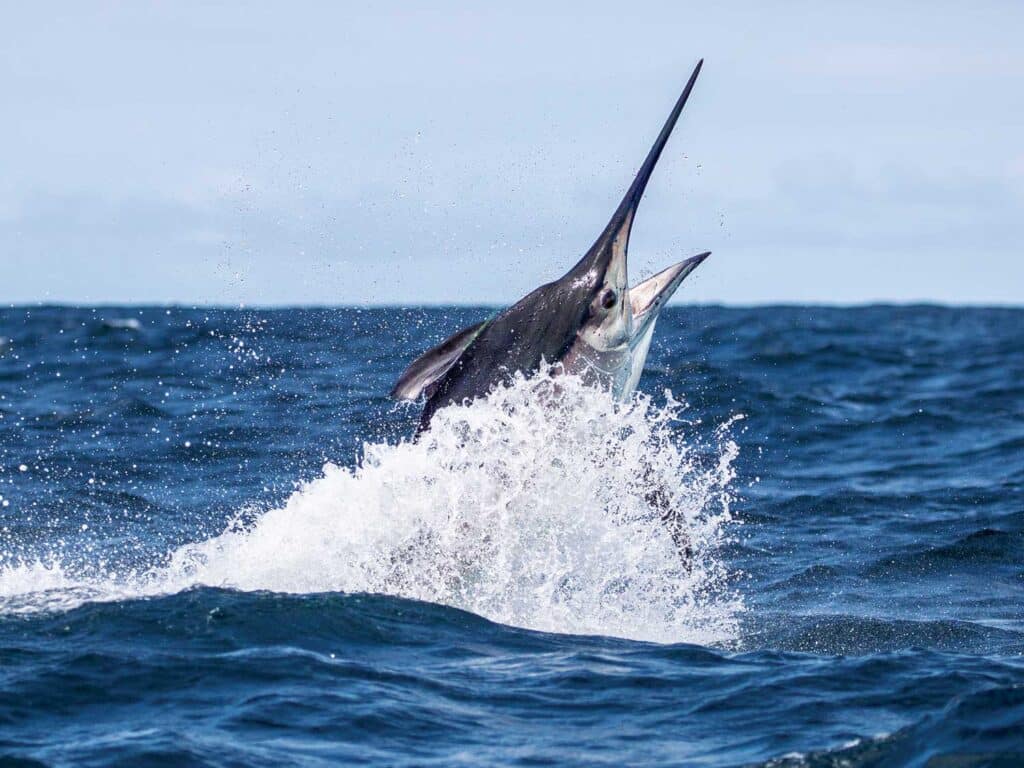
left=0, top=373, right=742, bottom=643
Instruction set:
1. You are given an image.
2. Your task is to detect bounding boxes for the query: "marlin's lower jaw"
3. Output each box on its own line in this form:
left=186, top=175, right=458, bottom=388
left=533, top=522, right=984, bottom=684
left=619, top=251, right=711, bottom=397
left=629, top=251, right=711, bottom=343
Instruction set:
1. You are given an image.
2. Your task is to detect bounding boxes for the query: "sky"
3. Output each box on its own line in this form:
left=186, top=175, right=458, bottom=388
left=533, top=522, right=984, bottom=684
left=2, top=2, right=1022, bottom=306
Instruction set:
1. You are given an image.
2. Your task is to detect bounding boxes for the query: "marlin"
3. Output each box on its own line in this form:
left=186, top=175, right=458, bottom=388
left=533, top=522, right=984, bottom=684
left=392, top=60, right=709, bottom=432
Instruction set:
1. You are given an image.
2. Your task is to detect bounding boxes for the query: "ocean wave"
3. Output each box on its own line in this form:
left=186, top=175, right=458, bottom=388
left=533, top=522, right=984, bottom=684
left=759, top=684, right=1024, bottom=767
left=865, top=528, right=1024, bottom=578
left=100, top=317, right=143, bottom=332
left=744, top=612, right=1024, bottom=656
left=0, top=373, right=743, bottom=644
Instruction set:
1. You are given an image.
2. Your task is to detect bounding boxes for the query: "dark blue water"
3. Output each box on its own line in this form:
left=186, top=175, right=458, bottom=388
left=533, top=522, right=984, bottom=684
left=1, top=305, right=1022, bottom=767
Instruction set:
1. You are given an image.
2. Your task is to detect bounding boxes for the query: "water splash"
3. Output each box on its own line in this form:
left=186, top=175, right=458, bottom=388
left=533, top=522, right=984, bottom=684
left=0, top=373, right=743, bottom=644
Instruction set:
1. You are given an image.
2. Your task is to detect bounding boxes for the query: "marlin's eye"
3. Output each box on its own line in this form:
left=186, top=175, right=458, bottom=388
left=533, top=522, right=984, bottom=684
left=600, top=289, right=618, bottom=309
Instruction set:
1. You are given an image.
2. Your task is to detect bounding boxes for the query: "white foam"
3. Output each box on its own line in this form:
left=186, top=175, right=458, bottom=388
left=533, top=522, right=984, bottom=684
left=101, top=318, right=142, bottom=331
left=0, top=373, right=744, bottom=644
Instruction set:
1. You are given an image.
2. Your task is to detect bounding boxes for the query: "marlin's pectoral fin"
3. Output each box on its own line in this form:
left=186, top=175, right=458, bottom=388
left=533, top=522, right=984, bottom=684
left=390, top=320, right=488, bottom=401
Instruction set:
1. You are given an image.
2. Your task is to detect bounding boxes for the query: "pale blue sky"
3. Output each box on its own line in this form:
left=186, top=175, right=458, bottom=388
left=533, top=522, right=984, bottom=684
left=2, top=2, right=1022, bottom=305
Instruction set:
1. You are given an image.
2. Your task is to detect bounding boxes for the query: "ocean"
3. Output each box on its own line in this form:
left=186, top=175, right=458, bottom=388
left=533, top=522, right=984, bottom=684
left=0, top=304, right=1021, bottom=766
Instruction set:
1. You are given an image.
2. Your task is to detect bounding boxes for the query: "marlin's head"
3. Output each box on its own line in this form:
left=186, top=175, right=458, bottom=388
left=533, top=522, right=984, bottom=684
left=557, top=60, right=710, bottom=396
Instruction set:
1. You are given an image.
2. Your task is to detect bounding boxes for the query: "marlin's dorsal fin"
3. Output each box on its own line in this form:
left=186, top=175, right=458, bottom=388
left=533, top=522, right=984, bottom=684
left=390, top=320, right=488, bottom=401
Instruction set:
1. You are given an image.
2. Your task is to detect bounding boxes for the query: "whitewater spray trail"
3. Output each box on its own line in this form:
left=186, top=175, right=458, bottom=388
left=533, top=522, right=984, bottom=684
left=0, top=374, right=743, bottom=644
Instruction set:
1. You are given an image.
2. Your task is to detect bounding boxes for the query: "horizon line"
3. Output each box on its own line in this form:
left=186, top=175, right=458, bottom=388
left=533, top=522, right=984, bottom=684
left=4, top=300, right=1023, bottom=312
